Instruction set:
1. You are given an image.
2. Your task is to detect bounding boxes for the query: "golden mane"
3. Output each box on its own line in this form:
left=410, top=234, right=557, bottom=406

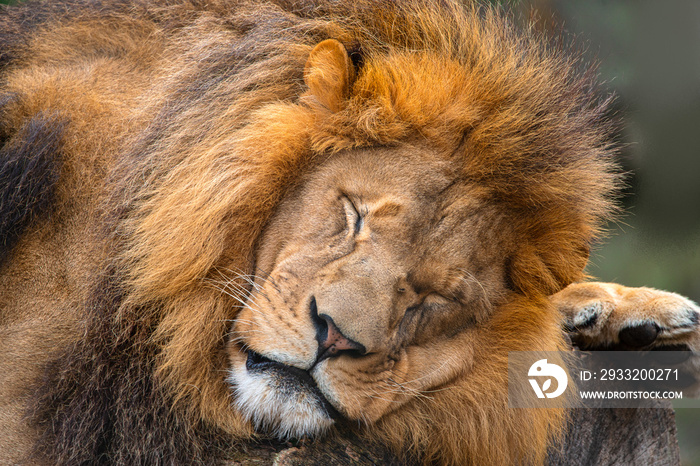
left=0, top=0, right=618, bottom=463
left=120, top=0, right=616, bottom=422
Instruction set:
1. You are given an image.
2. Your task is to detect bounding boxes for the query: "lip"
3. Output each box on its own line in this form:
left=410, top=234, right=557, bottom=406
left=245, top=350, right=342, bottom=420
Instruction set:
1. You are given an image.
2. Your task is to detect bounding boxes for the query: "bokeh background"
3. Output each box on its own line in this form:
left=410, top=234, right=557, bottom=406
left=510, top=2, right=700, bottom=464
left=1, top=0, right=698, bottom=463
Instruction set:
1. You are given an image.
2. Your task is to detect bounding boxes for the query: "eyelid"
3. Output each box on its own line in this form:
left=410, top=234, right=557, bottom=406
left=341, top=195, right=363, bottom=235
left=424, top=292, right=457, bottom=306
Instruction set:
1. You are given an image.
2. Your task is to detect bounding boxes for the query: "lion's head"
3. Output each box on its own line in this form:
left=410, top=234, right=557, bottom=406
left=222, top=30, right=618, bottom=461
left=0, top=0, right=618, bottom=464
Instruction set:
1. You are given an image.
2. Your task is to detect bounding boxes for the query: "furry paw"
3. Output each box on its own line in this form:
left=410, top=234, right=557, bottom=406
left=551, top=282, right=700, bottom=394
left=552, top=282, right=700, bottom=351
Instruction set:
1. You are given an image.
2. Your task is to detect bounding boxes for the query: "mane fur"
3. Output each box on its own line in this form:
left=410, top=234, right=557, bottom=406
left=0, top=0, right=618, bottom=464
left=0, top=111, right=65, bottom=264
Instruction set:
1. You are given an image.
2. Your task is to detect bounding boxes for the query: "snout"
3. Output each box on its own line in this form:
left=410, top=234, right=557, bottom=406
left=310, top=296, right=366, bottom=362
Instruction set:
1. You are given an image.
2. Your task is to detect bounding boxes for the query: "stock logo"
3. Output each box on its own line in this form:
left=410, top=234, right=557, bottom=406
left=528, top=359, right=568, bottom=399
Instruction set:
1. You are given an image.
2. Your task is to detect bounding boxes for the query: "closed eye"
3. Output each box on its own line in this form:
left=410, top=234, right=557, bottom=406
left=341, top=196, right=363, bottom=235
left=423, top=293, right=454, bottom=307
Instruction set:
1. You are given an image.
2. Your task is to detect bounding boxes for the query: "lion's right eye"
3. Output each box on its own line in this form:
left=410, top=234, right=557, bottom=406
left=423, top=293, right=452, bottom=306
left=341, top=196, right=363, bottom=235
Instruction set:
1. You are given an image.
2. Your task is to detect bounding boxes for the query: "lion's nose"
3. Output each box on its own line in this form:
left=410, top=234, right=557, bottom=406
left=310, top=296, right=366, bottom=362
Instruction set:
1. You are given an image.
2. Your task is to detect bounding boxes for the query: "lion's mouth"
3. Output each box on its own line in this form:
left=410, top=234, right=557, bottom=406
left=245, top=350, right=341, bottom=420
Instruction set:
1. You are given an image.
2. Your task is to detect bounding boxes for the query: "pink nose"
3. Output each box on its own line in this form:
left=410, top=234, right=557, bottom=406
left=318, top=316, right=364, bottom=356
left=310, top=294, right=366, bottom=363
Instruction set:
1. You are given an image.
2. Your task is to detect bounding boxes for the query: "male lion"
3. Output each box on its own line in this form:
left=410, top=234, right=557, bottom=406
left=0, top=0, right=698, bottom=464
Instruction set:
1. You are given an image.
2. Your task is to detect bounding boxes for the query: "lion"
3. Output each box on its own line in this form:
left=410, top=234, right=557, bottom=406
left=0, top=0, right=697, bottom=464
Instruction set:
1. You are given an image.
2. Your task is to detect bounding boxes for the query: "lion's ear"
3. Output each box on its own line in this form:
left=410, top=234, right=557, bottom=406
left=303, top=39, right=355, bottom=113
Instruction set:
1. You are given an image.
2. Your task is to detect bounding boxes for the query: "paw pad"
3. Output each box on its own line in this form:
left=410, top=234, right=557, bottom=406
left=618, top=322, right=660, bottom=348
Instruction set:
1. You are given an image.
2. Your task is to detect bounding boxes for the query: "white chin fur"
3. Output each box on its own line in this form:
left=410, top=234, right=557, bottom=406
left=228, top=364, right=334, bottom=439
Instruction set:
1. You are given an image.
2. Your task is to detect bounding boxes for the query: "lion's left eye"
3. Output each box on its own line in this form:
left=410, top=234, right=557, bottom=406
left=341, top=196, right=363, bottom=235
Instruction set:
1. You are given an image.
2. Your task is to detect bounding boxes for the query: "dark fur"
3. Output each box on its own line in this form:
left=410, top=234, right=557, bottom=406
left=28, top=273, right=232, bottom=465
left=0, top=110, right=64, bottom=264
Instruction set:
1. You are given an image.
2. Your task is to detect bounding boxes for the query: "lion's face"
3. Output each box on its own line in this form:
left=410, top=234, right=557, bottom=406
left=227, top=143, right=512, bottom=438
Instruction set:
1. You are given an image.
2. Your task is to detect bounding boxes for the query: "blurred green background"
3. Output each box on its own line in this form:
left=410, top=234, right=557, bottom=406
left=1, top=0, right=698, bottom=463
left=512, top=1, right=700, bottom=464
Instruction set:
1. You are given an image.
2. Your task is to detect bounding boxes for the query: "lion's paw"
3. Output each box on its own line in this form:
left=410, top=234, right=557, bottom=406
left=552, top=282, right=700, bottom=351
left=551, top=282, right=700, bottom=394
